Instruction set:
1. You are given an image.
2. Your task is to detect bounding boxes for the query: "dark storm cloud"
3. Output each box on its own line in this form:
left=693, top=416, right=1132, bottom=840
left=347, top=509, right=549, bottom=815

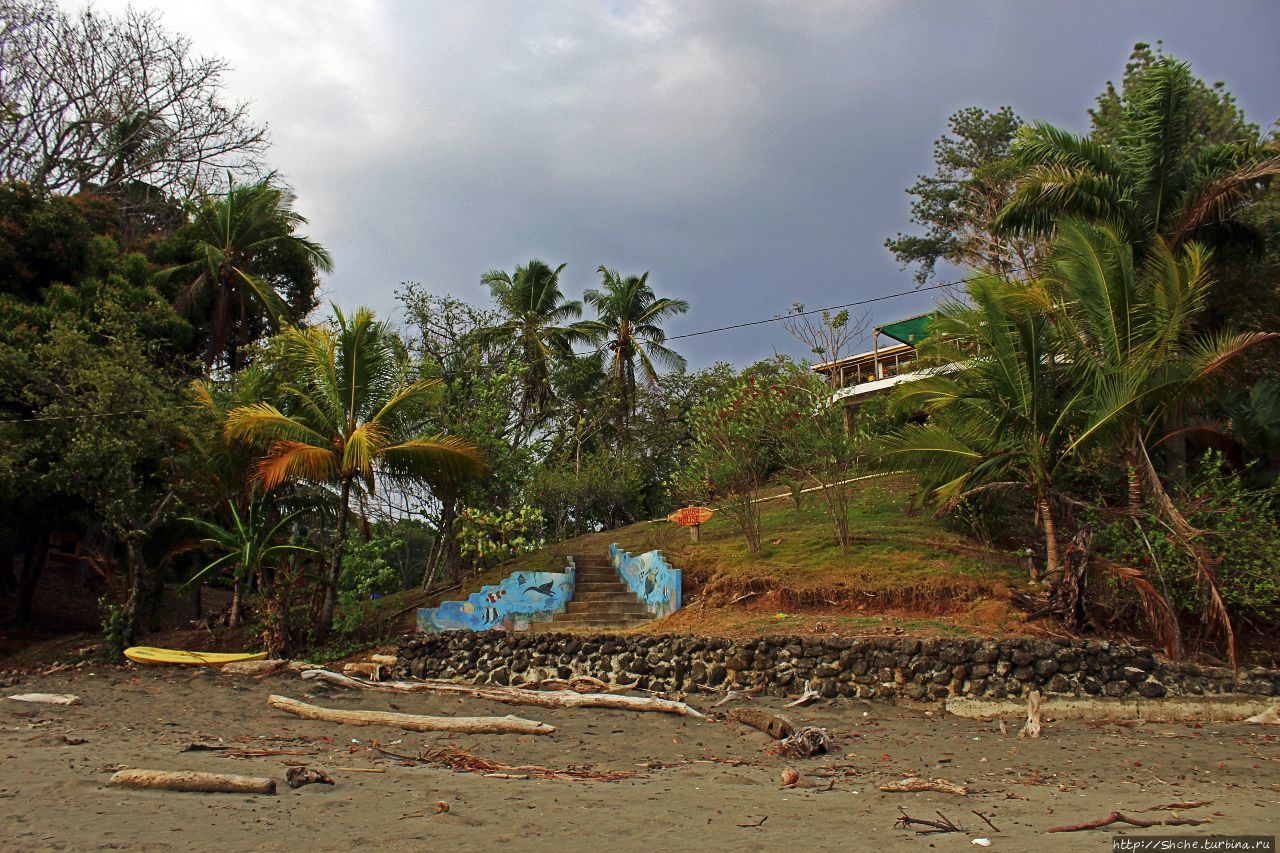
left=68, top=0, right=1280, bottom=368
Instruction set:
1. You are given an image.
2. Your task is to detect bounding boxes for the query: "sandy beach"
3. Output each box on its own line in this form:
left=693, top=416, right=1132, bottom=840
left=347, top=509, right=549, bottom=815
left=1, top=666, right=1277, bottom=851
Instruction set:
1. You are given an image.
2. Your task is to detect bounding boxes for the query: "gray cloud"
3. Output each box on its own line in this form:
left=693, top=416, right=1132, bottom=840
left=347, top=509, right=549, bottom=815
left=64, top=0, right=1280, bottom=367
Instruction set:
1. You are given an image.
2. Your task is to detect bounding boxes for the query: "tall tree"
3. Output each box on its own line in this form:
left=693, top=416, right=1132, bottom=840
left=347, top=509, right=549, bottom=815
left=995, top=59, right=1279, bottom=256
left=478, top=259, right=594, bottom=432
left=0, top=0, right=267, bottom=197
left=584, top=267, right=689, bottom=431
left=161, top=178, right=332, bottom=373
left=887, top=106, right=1038, bottom=284
left=224, top=306, right=487, bottom=630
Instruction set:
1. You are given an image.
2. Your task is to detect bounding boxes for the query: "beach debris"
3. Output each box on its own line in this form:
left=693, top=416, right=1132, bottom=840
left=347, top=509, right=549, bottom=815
left=1047, top=811, right=1211, bottom=833
left=736, top=816, right=769, bottom=828
left=108, top=769, right=276, bottom=795
left=971, top=838, right=991, bottom=847
left=342, top=662, right=385, bottom=681
left=708, top=685, right=765, bottom=708
left=518, top=675, right=640, bottom=694
left=301, top=669, right=705, bottom=718
left=1244, top=704, right=1280, bottom=725
left=420, top=745, right=644, bottom=782
left=285, top=766, right=334, bottom=789
left=266, top=694, right=555, bottom=735
left=1139, top=801, right=1213, bottom=812
left=785, top=682, right=821, bottom=707
left=727, top=707, right=793, bottom=739
left=1018, top=690, right=1042, bottom=739
left=895, top=807, right=964, bottom=835
left=972, top=811, right=1000, bottom=832
left=879, top=777, right=968, bottom=796
left=780, top=768, right=800, bottom=787
left=771, top=726, right=832, bottom=758
left=182, top=741, right=230, bottom=752
left=434, top=801, right=450, bottom=814
left=220, top=659, right=290, bottom=678
left=369, top=654, right=398, bottom=667
left=6, top=693, right=81, bottom=706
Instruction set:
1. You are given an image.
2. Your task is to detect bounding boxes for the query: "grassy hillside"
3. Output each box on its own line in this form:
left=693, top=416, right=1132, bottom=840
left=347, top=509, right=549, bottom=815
left=489, top=474, right=1032, bottom=638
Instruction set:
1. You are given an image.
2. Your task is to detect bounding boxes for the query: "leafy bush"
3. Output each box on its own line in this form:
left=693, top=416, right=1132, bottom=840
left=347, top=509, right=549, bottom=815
left=1093, top=455, right=1280, bottom=628
left=332, top=532, right=404, bottom=637
left=456, top=505, right=545, bottom=568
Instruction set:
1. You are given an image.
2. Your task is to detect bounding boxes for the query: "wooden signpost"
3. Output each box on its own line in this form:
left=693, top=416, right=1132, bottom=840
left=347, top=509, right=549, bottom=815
left=668, top=506, right=714, bottom=543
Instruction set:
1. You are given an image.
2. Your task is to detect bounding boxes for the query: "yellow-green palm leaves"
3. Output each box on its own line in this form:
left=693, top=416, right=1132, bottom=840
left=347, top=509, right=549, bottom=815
left=224, top=306, right=486, bottom=629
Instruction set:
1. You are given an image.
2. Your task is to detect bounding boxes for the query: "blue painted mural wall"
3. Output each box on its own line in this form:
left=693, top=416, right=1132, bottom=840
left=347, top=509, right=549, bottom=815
left=417, top=561, right=575, bottom=632
left=610, top=544, right=681, bottom=618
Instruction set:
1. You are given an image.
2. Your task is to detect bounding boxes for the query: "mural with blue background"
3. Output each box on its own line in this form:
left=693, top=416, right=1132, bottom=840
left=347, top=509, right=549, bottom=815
left=610, top=544, right=681, bottom=618
left=417, top=560, right=575, bottom=632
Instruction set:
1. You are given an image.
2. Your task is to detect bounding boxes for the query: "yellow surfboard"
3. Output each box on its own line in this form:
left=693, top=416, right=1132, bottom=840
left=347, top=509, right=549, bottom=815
left=123, top=646, right=269, bottom=666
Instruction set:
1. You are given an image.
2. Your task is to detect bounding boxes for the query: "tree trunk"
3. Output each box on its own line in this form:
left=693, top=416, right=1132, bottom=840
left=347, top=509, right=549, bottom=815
left=1037, top=495, right=1060, bottom=581
left=1056, top=525, right=1092, bottom=631
left=1126, top=447, right=1143, bottom=516
left=14, top=523, right=52, bottom=624
left=319, top=477, right=353, bottom=631
left=0, top=538, right=16, bottom=597
left=122, top=538, right=148, bottom=646
left=435, top=494, right=463, bottom=582
left=228, top=576, right=242, bottom=628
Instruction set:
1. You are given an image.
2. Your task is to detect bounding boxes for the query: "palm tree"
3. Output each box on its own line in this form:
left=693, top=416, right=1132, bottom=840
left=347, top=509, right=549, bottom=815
left=995, top=59, right=1279, bottom=256
left=224, top=306, right=487, bottom=630
left=584, top=267, right=689, bottom=430
left=182, top=495, right=315, bottom=628
left=162, top=178, right=333, bottom=373
left=1041, top=222, right=1277, bottom=664
left=880, top=275, right=1081, bottom=577
left=479, top=259, right=595, bottom=429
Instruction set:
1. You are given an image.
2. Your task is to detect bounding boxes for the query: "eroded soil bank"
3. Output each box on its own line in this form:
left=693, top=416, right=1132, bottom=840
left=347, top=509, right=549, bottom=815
left=2, top=667, right=1278, bottom=851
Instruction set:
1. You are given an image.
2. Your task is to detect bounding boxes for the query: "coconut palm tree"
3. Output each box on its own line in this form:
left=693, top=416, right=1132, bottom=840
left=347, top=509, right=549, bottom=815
left=1040, top=222, right=1277, bottom=664
left=224, top=306, right=487, bottom=630
left=995, top=59, right=1279, bottom=256
left=162, top=178, right=333, bottom=373
left=584, top=267, right=688, bottom=431
left=478, top=259, right=595, bottom=429
left=880, top=275, right=1081, bottom=578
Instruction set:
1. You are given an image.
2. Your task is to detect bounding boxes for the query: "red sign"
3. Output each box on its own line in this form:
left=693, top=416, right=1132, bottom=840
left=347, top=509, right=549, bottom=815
left=668, top=506, right=714, bottom=527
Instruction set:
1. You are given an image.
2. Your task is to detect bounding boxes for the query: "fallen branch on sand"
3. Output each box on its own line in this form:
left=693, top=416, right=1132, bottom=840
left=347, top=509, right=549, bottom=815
left=517, top=675, right=640, bottom=694
left=727, top=707, right=793, bottom=739
left=108, top=769, right=275, bottom=795
left=7, top=693, right=81, bottom=706
left=1047, top=812, right=1211, bottom=833
left=879, top=777, right=968, bottom=796
left=1139, top=801, right=1213, bottom=812
left=266, top=695, right=554, bottom=735
left=708, top=685, right=765, bottom=708
left=894, top=807, right=963, bottom=834
left=785, top=682, right=821, bottom=707
left=301, top=670, right=704, bottom=718
left=420, top=745, right=644, bottom=782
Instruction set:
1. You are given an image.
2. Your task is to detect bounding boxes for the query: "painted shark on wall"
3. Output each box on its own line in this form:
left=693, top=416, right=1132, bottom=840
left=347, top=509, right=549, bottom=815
left=417, top=562, right=576, bottom=632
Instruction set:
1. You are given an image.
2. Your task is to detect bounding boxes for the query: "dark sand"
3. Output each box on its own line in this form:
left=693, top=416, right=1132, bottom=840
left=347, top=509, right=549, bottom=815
left=2, top=668, right=1277, bottom=851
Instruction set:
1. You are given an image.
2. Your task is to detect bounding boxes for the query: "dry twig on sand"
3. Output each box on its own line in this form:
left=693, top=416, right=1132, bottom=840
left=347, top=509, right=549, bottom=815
left=108, top=769, right=275, bottom=795
left=301, top=670, right=704, bottom=718
left=879, top=777, right=968, bottom=796
left=266, top=695, right=554, bottom=735
left=1047, top=812, right=1211, bottom=833
left=419, top=745, right=645, bottom=782
left=708, top=685, right=765, bottom=708
left=894, top=807, right=964, bottom=834
left=785, top=682, right=821, bottom=707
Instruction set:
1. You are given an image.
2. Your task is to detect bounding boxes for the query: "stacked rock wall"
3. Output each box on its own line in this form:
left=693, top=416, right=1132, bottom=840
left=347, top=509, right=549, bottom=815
left=397, top=631, right=1280, bottom=701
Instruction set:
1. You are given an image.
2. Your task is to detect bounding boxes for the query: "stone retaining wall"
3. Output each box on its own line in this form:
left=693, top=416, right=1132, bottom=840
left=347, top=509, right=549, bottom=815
left=396, top=631, right=1280, bottom=702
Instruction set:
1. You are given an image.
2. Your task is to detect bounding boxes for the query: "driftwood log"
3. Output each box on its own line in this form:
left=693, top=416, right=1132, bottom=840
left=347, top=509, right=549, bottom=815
left=879, top=777, right=968, bottom=796
left=301, top=669, right=705, bottom=718
left=727, top=707, right=793, bottom=739
left=108, top=769, right=276, bottom=795
left=266, top=694, right=555, bottom=735
left=1047, top=811, right=1210, bottom=832
left=7, top=693, right=81, bottom=705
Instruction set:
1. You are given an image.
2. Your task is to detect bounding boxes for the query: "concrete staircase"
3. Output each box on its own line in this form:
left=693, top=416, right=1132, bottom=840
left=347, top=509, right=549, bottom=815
left=532, top=554, right=652, bottom=631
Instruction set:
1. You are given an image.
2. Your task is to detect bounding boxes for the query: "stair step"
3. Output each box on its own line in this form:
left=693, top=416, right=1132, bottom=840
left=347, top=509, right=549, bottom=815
left=555, top=610, right=651, bottom=622
left=572, top=591, right=642, bottom=602
left=565, top=602, right=650, bottom=616
left=573, top=581, right=628, bottom=591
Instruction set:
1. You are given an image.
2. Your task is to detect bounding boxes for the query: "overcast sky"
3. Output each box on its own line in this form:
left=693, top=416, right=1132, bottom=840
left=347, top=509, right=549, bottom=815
left=64, top=1, right=1280, bottom=368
